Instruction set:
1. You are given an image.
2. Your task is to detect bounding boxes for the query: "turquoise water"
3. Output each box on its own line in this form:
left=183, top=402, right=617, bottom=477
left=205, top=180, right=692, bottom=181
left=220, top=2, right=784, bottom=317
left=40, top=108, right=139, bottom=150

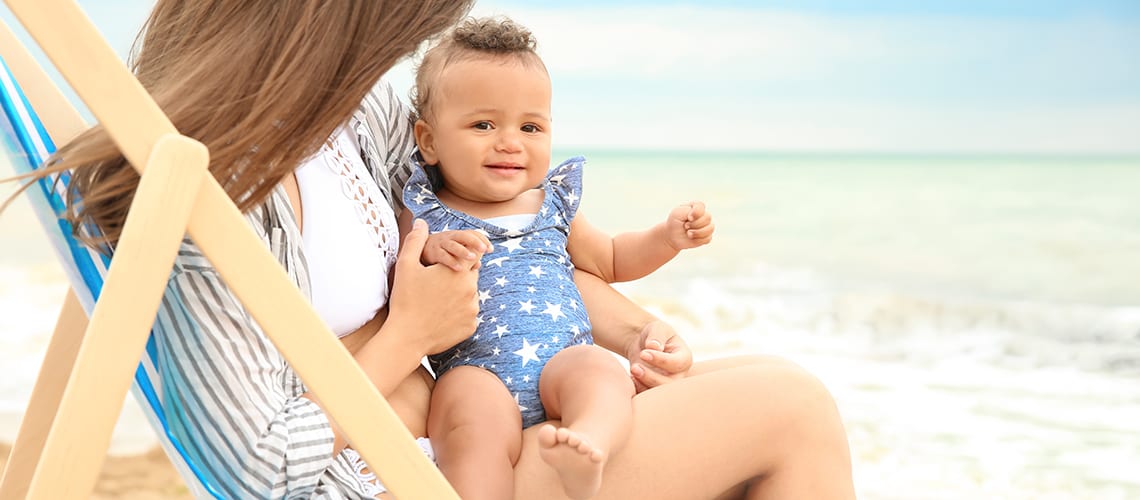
left=570, top=150, right=1140, bottom=306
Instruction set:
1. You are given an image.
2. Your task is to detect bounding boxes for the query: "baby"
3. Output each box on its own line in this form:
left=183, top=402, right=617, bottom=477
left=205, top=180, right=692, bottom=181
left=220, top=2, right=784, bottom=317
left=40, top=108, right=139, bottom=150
left=401, top=17, right=714, bottom=499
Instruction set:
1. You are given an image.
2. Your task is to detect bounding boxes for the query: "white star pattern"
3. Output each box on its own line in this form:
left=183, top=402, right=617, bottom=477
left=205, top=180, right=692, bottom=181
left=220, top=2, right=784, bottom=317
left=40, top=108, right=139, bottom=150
left=513, top=339, right=542, bottom=367
left=570, top=325, right=580, bottom=336
left=551, top=335, right=560, bottom=343
left=553, top=213, right=563, bottom=224
left=544, top=240, right=551, bottom=247
left=515, top=393, right=527, bottom=412
left=566, top=190, right=579, bottom=205
left=528, top=265, right=545, bottom=278
left=500, top=237, right=524, bottom=253
left=492, top=347, right=501, bottom=356
left=505, top=376, right=513, bottom=385
left=527, top=286, right=536, bottom=293
left=418, top=183, right=432, bottom=194
left=499, top=304, right=506, bottom=310
left=495, top=276, right=509, bottom=287
left=569, top=300, right=578, bottom=310
left=542, top=302, right=566, bottom=321
left=478, top=289, right=491, bottom=304
left=523, top=375, right=531, bottom=383
left=476, top=315, right=484, bottom=326
left=413, top=193, right=427, bottom=205
left=487, top=256, right=509, bottom=267
left=505, top=229, right=524, bottom=237
left=540, top=206, right=549, bottom=216
left=494, top=324, right=510, bottom=338
left=549, top=174, right=567, bottom=185
left=519, top=300, right=536, bottom=313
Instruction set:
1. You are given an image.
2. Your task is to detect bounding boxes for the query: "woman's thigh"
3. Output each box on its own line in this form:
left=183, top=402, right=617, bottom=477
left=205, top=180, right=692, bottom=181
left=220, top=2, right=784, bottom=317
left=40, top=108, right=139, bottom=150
left=512, top=355, right=853, bottom=500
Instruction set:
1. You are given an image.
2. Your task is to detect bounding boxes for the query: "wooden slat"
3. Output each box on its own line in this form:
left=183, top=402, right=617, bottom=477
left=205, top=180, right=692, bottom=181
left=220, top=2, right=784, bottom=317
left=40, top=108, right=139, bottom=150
left=0, top=18, right=86, bottom=144
left=23, top=134, right=207, bottom=498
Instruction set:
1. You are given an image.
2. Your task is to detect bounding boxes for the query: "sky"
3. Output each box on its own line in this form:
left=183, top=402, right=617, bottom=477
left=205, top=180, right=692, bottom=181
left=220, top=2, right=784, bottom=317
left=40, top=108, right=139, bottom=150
left=2, top=0, right=1137, bottom=154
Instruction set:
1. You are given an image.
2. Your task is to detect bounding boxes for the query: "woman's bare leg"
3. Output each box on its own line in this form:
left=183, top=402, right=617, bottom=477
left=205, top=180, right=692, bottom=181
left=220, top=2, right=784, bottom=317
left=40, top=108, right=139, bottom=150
left=428, top=366, right=522, bottom=500
left=514, top=355, right=855, bottom=500
left=537, top=344, right=636, bottom=499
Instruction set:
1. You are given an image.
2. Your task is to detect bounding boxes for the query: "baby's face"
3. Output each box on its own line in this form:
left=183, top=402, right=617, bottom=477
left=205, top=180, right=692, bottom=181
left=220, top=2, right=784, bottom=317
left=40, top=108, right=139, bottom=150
left=419, top=57, right=552, bottom=204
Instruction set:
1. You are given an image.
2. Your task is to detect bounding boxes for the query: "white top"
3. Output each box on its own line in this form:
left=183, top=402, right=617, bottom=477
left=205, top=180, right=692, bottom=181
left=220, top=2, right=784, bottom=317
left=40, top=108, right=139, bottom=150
left=296, top=126, right=399, bottom=337
left=484, top=213, right=538, bottom=232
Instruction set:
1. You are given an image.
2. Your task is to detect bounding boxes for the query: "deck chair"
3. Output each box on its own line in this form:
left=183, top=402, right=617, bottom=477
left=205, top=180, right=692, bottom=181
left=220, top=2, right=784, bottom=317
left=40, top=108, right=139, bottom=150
left=0, top=1, right=457, bottom=498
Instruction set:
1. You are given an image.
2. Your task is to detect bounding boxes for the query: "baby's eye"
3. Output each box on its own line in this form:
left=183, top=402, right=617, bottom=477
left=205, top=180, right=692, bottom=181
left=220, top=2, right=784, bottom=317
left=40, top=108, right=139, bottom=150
left=473, top=121, right=493, bottom=130
left=521, top=124, right=540, bottom=133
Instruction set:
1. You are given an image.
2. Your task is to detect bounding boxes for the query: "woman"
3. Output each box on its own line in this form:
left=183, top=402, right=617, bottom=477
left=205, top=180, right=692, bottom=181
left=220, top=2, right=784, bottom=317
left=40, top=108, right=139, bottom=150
left=43, top=1, right=855, bottom=498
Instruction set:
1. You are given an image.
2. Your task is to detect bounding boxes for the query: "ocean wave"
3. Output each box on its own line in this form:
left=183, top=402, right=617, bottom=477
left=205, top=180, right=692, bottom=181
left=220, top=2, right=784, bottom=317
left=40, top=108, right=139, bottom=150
left=618, top=264, right=1140, bottom=376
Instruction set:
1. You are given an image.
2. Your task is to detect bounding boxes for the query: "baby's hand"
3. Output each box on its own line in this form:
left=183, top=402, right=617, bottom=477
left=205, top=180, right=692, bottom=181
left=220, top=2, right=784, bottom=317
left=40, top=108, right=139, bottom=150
left=422, top=230, right=493, bottom=272
left=665, top=201, right=714, bottom=251
left=625, top=320, right=693, bottom=393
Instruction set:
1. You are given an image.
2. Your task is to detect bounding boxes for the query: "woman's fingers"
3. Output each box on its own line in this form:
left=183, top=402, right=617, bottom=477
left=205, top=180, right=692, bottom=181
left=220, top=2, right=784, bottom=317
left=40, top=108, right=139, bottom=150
left=640, top=348, right=692, bottom=374
left=630, top=362, right=678, bottom=390
left=397, top=219, right=430, bottom=267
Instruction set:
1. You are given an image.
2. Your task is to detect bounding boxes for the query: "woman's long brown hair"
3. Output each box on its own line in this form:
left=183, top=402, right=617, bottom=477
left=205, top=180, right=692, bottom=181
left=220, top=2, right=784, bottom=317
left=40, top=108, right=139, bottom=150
left=26, top=0, right=472, bottom=249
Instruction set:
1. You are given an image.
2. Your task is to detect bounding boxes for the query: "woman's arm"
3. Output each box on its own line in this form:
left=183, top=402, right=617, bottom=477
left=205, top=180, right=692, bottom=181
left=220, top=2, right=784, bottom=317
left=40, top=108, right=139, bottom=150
left=158, top=221, right=477, bottom=498
left=574, top=270, right=693, bottom=390
left=313, top=218, right=481, bottom=452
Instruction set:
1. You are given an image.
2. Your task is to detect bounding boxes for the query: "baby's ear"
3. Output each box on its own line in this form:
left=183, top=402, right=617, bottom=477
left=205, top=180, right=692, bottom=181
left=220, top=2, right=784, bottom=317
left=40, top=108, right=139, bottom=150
left=414, top=119, right=439, bottom=165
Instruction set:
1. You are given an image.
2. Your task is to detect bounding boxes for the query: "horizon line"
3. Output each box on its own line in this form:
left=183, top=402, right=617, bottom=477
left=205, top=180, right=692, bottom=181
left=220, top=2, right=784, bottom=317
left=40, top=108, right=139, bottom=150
left=550, top=147, right=1140, bottom=160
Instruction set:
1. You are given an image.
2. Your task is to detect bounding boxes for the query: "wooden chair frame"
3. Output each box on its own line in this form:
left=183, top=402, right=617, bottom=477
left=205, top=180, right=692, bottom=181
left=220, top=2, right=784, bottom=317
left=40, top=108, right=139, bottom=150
left=0, top=1, right=457, bottom=498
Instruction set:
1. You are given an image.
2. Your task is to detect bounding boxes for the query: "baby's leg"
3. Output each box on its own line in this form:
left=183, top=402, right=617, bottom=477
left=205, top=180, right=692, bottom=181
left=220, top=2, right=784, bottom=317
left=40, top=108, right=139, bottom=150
left=537, top=344, right=635, bottom=499
left=428, top=366, right=522, bottom=500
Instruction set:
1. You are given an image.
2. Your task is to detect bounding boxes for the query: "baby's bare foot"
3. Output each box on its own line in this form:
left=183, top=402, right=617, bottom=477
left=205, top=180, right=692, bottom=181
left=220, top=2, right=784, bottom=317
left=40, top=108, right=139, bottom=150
left=537, top=424, right=605, bottom=499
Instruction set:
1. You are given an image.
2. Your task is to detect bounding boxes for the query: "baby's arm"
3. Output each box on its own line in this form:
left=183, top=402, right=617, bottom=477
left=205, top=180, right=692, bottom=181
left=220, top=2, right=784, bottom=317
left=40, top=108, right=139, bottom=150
left=397, top=210, right=492, bottom=272
left=567, top=201, right=714, bottom=283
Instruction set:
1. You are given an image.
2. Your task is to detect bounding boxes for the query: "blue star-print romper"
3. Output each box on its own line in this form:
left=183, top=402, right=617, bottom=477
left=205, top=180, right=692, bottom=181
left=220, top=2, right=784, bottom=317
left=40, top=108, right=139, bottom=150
left=403, top=156, right=593, bottom=427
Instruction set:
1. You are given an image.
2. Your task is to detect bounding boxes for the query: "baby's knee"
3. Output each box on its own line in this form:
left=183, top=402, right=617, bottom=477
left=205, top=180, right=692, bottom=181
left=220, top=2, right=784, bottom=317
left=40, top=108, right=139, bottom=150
left=549, top=344, right=624, bottom=375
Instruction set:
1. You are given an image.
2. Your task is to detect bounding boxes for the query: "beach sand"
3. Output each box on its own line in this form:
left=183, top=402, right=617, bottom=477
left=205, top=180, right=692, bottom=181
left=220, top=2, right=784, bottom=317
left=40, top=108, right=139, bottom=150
left=0, top=443, right=190, bottom=499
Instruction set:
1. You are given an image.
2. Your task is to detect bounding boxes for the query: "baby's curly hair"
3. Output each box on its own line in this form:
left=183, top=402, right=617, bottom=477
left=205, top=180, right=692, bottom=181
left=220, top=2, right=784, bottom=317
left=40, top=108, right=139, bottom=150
left=412, top=16, right=545, bottom=121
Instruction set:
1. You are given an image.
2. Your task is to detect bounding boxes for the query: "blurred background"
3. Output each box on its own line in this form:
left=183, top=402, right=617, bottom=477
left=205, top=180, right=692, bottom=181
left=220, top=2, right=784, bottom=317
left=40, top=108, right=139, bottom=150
left=2, top=1, right=1138, bottom=499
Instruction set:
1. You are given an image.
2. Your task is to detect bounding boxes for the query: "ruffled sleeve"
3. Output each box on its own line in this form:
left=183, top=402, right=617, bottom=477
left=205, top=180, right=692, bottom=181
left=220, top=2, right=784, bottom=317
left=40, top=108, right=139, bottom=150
left=546, top=156, right=587, bottom=223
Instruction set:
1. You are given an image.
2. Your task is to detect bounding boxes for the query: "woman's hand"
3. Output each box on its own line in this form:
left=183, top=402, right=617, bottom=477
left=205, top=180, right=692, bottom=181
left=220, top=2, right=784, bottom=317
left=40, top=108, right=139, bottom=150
left=387, top=219, right=481, bottom=356
left=625, top=320, right=693, bottom=393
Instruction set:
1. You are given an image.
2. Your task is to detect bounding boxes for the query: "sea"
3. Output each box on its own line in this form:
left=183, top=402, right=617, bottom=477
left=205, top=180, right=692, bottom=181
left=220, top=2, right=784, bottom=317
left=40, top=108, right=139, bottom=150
left=2, top=150, right=1138, bottom=500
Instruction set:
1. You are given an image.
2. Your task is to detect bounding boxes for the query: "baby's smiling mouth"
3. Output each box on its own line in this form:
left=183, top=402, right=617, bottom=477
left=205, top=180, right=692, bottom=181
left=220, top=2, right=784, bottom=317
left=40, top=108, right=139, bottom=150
left=485, top=162, right=525, bottom=171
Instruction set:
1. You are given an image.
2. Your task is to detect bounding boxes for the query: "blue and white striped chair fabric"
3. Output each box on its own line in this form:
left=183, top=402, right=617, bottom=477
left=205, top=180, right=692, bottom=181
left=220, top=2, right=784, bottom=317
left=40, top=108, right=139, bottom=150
left=0, top=56, right=224, bottom=499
